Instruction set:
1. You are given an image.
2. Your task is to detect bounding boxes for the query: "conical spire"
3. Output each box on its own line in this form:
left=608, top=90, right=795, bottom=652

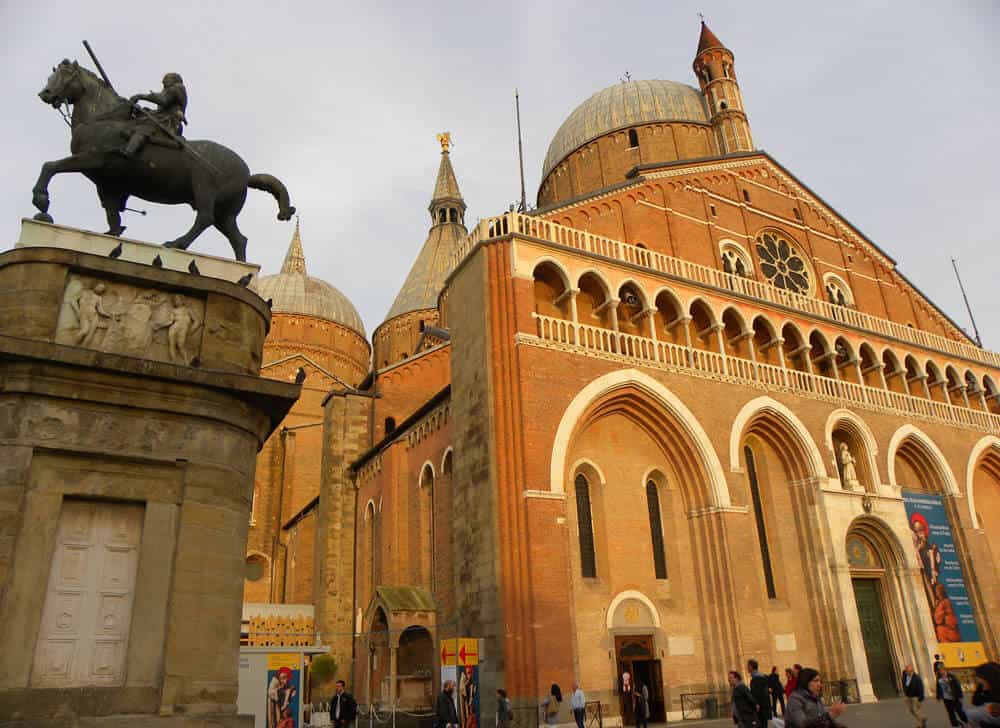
left=696, top=20, right=726, bottom=55
left=281, top=216, right=307, bottom=275
left=429, top=132, right=466, bottom=219
left=384, top=136, right=469, bottom=322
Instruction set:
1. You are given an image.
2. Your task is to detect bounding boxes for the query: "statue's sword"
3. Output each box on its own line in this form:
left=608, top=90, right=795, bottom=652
left=82, top=40, right=222, bottom=177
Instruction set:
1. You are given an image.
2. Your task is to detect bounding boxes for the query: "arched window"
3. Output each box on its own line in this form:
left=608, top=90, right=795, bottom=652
left=744, top=445, right=777, bottom=598
left=627, top=128, right=639, bottom=148
left=646, top=480, right=668, bottom=579
left=823, top=274, right=853, bottom=307
left=720, top=241, right=753, bottom=279
left=385, top=417, right=396, bottom=434
left=449, top=208, right=457, bottom=223
left=574, top=474, right=597, bottom=578
left=439, top=209, right=447, bottom=224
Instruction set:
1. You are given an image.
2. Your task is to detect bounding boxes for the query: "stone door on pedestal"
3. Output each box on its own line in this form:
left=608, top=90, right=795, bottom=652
left=30, top=500, right=144, bottom=687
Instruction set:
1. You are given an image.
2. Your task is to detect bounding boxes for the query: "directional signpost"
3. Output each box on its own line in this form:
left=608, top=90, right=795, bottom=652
left=441, top=638, right=480, bottom=728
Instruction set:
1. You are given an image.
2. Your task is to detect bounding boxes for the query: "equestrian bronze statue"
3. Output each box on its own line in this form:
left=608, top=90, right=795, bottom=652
left=33, top=57, right=295, bottom=261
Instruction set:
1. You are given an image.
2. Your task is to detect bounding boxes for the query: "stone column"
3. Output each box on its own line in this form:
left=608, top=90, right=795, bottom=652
left=0, top=222, right=299, bottom=728
left=389, top=645, right=399, bottom=708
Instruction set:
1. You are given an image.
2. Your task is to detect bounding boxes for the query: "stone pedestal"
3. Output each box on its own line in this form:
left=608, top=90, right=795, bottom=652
left=0, top=221, right=299, bottom=727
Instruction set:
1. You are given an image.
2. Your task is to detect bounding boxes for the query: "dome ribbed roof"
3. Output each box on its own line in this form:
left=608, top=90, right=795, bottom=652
left=542, top=79, right=709, bottom=180
left=254, top=221, right=366, bottom=337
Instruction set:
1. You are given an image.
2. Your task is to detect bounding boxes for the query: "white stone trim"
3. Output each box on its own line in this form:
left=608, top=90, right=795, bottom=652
left=440, top=447, right=454, bottom=474
left=605, top=589, right=661, bottom=630
left=886, top=424, right=959, bottom=495
left=570, top=458, right=608, bottom=486
left=523, top=490, right=567, bottom=501
left=965, top=435, right=1000, bottom=529
left=728, top=396, right=828, bottom=477
left=418, top=461, right=435, bottom=488
left=549, top=369, right=730, bottom=508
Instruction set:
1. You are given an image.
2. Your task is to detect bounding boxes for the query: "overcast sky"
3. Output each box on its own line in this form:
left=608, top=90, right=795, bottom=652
left=2, top=1, right=997, bottom=347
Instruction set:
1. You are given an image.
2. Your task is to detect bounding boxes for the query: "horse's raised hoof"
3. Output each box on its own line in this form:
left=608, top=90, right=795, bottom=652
left=33, top=212, right=54, bottom=223
left=32, top=191, right=50, bottom=212
left=106, top=225, right=126, bottom=237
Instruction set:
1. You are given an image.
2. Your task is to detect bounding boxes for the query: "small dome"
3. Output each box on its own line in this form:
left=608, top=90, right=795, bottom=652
left=542, top=79, right=709, bottom=180
left=254, top=223, right=366, bottom=337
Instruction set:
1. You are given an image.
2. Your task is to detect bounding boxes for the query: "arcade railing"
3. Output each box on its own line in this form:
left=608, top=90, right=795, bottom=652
left=450, top=211, right=1000, bottom=370
left=529, top=313, right=1000, bottom=435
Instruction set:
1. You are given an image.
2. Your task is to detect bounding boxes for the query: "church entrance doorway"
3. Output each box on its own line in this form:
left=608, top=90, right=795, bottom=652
left=846, top=529, right=903, bottom=701
left=614, top=635, right=665, bottom=724
left=851, top=578, right=896, bottom=699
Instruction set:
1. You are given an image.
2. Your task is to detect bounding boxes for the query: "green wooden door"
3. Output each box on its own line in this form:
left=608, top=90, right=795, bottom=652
left=852, top=578, right=897, bottom=699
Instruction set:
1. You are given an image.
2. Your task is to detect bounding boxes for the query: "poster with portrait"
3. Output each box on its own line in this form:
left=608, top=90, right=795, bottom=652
left=902, top=492, right=986, bottom=667
left=458, top=664, right=479, bottom=728
left=266, top=653, right=301, bottom=728
left=440, top=638, right=479, bottom=728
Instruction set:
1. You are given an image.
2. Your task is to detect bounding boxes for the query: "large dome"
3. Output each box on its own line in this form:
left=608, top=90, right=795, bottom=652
left=542, top=79, right=709, bottom=180
left=254, top=225, right=366, bottom=337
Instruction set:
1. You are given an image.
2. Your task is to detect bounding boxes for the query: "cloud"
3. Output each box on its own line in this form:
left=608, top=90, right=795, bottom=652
left=2, top=0, right=997, bottom=346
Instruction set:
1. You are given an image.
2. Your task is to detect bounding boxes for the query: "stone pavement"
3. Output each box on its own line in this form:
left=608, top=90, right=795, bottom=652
left=663, top=697, right=970, bottom=727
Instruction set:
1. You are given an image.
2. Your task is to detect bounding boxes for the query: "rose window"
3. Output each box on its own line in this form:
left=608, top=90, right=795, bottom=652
left=756, top=232, right=810, bottom=294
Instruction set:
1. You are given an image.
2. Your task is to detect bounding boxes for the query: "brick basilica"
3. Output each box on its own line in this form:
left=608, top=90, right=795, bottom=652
left=243, top=21, right=1000, bottom=723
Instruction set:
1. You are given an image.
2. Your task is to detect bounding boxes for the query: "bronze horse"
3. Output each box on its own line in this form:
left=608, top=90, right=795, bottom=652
left=34, top=60, right=295, bottom=261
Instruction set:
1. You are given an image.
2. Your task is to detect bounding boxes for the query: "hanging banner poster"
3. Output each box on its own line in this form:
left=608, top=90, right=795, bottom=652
left=266, top=653, right=302, bottom=728
left=902, top=492, right=986, bottom=667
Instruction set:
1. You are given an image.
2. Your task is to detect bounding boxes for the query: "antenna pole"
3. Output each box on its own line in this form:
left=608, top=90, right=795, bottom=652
left=515, top=89, right=527, bottom=213
left=951, top=257, right=982, bottom=347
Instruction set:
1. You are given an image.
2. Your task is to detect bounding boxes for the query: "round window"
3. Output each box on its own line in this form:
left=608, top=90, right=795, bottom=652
left=756, top=231, right=810, bottom=294
left=246, top=557, right=265, bottom=581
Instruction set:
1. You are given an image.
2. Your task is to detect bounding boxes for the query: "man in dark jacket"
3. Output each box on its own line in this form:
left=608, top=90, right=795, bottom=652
left=331, top=680, right=357, bottom=728
left=935, top=663, right=968, bottom=727
left=729, top=671, right=758, bottom=728
left=902, top=664, right=927, bottom=728
left=748, top=659, right=772, bottom=726
left=436, top=680, right=460, bottom=728
left=767, top=667, right=784, bottom=717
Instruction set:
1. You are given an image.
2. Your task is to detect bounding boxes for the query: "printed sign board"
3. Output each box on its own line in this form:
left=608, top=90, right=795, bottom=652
left=266, top=652, right=302, bottom=728
left=902, top=492, right=986, bottom=667
left=440, top=638, right=480, bottom=728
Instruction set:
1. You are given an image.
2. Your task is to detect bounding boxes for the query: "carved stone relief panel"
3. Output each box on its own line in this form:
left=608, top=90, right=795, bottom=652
left=54, top=275, right=205, bottom=366
left=9, top=399, right=256, bottom=478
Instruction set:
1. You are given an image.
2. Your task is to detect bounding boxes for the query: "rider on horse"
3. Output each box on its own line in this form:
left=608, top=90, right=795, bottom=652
left=123, top=72, right=187, bottom=157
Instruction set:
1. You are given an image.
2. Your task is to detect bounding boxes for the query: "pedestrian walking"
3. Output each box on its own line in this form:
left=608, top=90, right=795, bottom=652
left=785, top=668, right=797, bottom=701
left=541, top=684, right=562, bottom=726
left=437, top=680, right=460, bottom=728
left=570, top=682, right=586, bottom=728
left=330, top=680, right=357, bottom=728
left=748, top=659, right=773, bottom=727
left=901, top=663, right=927, bottom=728
left=729, top=671, right=758, bottom=728
left=785, top=667, right=847, bottom=728
left=967, top=661, right=1000, bottom=727
left=497, top=689, right=513, bottom=728
left=769, top=666, right=785, bottom=717
left=633, top=681, right=649, bottom=728
left=936, top=662, right=969, bottom=727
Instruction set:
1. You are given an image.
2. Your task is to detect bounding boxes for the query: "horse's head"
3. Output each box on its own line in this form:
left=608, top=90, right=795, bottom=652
left=39, top=60, right=83, bottom=107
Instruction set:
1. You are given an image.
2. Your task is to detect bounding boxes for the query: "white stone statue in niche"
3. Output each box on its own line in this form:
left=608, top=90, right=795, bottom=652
left=838, top=441, right=863, bottom=491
